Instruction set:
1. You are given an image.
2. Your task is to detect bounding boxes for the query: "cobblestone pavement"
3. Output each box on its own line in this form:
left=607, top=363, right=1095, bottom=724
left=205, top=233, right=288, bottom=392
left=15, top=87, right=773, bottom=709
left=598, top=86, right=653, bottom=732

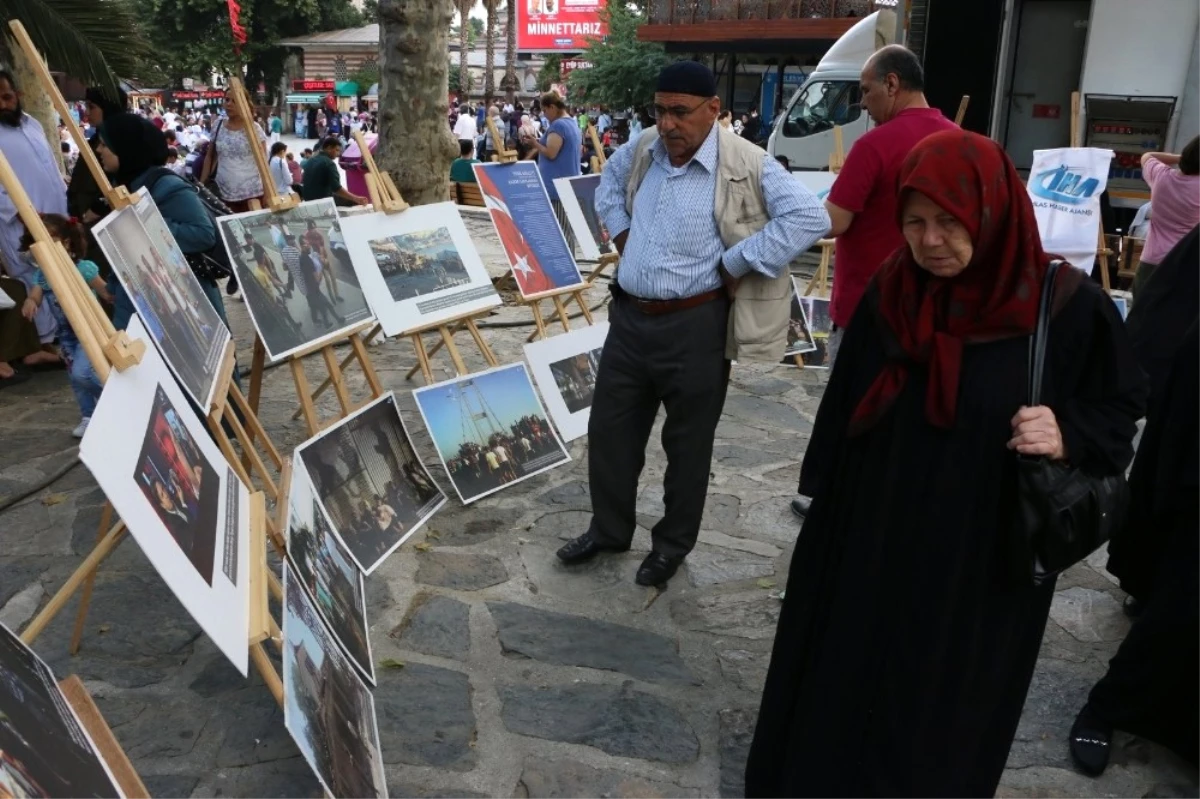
left=1, top=212, right=1196, bottom=798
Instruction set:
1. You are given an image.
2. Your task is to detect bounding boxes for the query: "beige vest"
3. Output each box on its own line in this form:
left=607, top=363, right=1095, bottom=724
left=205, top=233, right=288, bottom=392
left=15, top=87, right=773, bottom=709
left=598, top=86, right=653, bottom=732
left=624, top=125, right=793, bottom=361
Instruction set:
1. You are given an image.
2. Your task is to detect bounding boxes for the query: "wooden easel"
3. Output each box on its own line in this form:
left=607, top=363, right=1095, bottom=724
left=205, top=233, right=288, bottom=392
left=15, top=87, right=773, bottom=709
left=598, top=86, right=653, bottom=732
left=954, top=95, right=970, bottom=126
left=828, top=125, right=846, bottom=174
left=0, top=151, right=284, bottom=708
left=8, top=21, right=133, bottom=215
left=487, top=116, right=519, bottom=163
left=340, top=131, right=499, bottom=384
left=803, top=123, right=843, bottom=297
left=58, top=675, right=151, bottom=797
left=8, top=27, right=292, bottom=569
left=225, top=79, right=385, bottom=436
left=520, top=283, right=595, bottom=342
left=1069, top=90, right=1114, bottom=292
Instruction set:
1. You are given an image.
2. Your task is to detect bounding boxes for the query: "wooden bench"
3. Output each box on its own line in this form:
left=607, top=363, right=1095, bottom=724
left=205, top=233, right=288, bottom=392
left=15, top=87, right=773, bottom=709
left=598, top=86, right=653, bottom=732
left=448, top=180, right=486, bottom=207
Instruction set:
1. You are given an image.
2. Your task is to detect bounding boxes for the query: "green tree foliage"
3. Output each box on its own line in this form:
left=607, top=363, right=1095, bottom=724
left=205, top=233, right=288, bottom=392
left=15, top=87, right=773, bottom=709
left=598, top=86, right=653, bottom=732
left=136, top=0, right=363, bottom=94
left=2, top=0, right=152, bottom=96
left=566, top=0, right=667, bottom=110
left=536, top=53, right=561, bottom=92
left=348, top=60, right=379, bottom=94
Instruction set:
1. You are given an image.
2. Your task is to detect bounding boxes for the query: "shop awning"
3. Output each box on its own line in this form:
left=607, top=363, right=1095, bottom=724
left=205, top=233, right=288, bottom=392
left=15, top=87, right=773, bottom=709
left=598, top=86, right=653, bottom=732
left=286, top=93, right=323, bottom=104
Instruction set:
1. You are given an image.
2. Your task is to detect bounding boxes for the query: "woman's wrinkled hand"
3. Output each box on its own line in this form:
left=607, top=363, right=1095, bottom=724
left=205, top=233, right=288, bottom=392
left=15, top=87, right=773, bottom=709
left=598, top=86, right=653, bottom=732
left=1008, top=405, right=1066, bottom=460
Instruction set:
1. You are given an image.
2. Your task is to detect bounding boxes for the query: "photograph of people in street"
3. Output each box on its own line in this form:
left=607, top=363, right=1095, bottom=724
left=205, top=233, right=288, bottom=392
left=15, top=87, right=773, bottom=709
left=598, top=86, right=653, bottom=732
left=217, top=199, right=372, bottom=361
left=286, top=464, right=374, bottom=684
left=283, top=567, right=386, bottom=799
left=368, top=226, right=471, bottom=302
left=414, top=363, right=570, bottom=503
left=134, top=383, right=218, bottom=585
left=93, top=202, right=228, bottom=410
left=783, top=278, right=818, bottom=357
left=0, top=625, right=122, bottom=799
left=549, top=347, right=602, bottom=414
left=298, top=393, right=446, bottom=574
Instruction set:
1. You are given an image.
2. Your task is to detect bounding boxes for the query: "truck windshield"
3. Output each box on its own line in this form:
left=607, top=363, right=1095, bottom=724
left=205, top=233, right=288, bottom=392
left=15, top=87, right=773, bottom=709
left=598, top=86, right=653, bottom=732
left=782, top=80, right=862, bottom=138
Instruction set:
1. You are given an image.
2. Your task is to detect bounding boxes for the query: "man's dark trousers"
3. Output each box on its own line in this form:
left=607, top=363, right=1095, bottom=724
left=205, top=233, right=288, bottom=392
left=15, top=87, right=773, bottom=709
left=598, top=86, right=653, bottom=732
left=586, top=286, right=731, bottom=559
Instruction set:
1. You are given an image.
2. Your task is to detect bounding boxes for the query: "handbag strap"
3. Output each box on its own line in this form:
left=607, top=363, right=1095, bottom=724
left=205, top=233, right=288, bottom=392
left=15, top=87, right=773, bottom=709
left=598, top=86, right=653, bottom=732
left=1028, top=260, right=1064, bottom=406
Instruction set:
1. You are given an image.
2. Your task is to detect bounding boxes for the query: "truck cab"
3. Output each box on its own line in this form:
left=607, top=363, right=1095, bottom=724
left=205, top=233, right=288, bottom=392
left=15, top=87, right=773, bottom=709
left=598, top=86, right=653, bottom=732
left=767, top=10, right=897, bottom=171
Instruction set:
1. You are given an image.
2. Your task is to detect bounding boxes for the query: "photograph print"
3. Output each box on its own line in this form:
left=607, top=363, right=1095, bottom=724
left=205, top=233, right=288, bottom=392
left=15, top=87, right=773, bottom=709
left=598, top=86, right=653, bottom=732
left=217, top=198, right=374, bottom=362
left=553, top=174, right=613, bottom=261
left=782, top=277, right=817, bottom=357
left=92, top=193, right=229, bottom=411
left=523, top=322, right=610, bottom=442
left=781, top=293, right=833, bottom=369
left=339, top=201, right=501, bottom=337
left=80, top=315, right=250, bottom=675
left=297, top=393, right=446, bottom=574
left=414, top=362, right=571, bottom=504
left=283, top=566, right=387, bottom=799
left=0, top=624, right=124, bottom=799
left=286, top=463, right=374, bottom=684
left=135, top=383, right=219, bottom=585
left=473, top=162, right=585, bottom=298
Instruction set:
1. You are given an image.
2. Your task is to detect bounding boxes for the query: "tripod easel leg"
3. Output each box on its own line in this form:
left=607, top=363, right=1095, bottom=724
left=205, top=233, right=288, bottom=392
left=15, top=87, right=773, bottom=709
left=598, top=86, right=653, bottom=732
left=290, top=358, right=321, bottom=436
left=465, top=318, right=499, bottom=367
left=349, top=333, right=384, bottom=398
left=410, top=331, right=435, bottom=384
left=69, top=501, right=113, bottom=655
left=405, top=321, right=466, bottom=378
left=21, top=521, right=127, bottom=646
left=439, top=325, right=469, bottom=374
left=526, top=302, right=550, bottom=342
left=289, top=325, right=383, bottom=421
left=551, top=295, right=572, bottom=332
left=571, top=290, right=595, bottom=325
left=248, top=338, right=267, bottom=414
left=320, top=345, right=354, bottom=418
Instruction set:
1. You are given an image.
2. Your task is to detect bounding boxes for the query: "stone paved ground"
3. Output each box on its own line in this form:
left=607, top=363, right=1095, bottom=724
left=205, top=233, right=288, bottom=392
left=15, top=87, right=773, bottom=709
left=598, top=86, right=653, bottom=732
left=1, top=212, right=1196, bottom=798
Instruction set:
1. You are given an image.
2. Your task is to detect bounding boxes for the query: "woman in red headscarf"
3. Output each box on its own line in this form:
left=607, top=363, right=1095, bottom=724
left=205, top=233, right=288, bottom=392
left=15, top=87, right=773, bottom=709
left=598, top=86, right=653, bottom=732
left=744, top=130, right=1147, bottom=797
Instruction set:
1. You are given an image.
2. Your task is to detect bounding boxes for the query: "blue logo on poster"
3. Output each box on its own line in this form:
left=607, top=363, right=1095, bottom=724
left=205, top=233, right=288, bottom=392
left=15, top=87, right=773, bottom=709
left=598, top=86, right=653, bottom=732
left=1030, top=164, right=1101, bottom=205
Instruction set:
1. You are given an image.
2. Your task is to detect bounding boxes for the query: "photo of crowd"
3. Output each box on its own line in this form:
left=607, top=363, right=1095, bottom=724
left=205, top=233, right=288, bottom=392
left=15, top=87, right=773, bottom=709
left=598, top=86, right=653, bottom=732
left=217, top=199, right=373, bottom=361
left=549, top=347, right=602, bottom=414
left=414, top=363, right=570, bottom=503
left=94, top=203, right=228, bottom=410
left=283, top=568, right=386, bottom=799
left=0, top=626, right=122, bottom=799
left=287, top=465, right=374, bottom=683
left=368, top=226, right=471, bottom=302
left=298, top=394, right=445, bottom=574
left=134, top=383, right=219, bottom=586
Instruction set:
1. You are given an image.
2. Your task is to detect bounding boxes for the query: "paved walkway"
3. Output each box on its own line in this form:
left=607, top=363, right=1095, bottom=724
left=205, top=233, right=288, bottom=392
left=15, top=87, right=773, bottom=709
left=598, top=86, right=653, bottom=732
left=1, top=214, right=1195, bottom=798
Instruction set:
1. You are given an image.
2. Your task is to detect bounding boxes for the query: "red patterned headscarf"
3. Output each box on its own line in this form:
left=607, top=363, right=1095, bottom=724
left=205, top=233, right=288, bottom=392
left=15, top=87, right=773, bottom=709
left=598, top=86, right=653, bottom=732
left=848, top=129, right=1077, bottom=435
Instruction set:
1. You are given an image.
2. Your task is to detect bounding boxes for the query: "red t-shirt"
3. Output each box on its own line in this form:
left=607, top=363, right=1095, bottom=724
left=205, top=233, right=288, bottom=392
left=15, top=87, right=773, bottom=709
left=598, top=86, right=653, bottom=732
left=827, top=107, right=958, bottom=327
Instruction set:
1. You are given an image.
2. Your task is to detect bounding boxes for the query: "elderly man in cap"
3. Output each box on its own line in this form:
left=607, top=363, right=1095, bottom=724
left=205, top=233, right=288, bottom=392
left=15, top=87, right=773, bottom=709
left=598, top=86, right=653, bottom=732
left=556, top=60, right=830, bottom=586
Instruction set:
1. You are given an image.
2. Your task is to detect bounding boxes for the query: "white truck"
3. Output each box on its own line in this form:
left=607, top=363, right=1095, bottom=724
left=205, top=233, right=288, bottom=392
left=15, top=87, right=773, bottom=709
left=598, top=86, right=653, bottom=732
left=766, top=10, right=896, bottom=171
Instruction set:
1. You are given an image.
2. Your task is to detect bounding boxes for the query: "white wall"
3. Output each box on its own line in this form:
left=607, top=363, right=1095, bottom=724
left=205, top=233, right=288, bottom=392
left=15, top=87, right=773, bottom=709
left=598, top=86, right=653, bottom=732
left=1081, top=0, right=1199, bottom=144
left=1173, top=29, right=1199, bottom=149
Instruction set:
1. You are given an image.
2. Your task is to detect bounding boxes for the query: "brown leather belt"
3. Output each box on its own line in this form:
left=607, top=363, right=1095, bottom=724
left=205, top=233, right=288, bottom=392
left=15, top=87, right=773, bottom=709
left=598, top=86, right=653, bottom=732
left=623, top=287, right=725, bottom=315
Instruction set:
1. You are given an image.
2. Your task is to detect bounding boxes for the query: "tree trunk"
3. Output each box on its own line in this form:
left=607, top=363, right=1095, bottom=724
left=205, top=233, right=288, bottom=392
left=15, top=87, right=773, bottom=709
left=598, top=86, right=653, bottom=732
left=484, top=0, right=497, bottom=106
left=458, top=0, right=472, bottom=99
left=503, top=0, right=519, bottom=103
left=378, top=0, right=459, bottom=206
left=2, top=34, right=64, bottom=178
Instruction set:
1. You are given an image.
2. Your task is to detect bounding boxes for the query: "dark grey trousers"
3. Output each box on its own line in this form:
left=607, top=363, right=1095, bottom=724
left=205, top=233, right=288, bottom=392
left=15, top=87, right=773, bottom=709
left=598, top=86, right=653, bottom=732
left=586, top=288, right=731, bottom=559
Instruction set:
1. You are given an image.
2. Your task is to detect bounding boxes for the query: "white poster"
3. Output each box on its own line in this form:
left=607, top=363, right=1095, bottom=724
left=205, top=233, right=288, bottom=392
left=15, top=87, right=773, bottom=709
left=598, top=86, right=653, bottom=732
left=338, top=202, right=501, bottom=337
left=523, top=322, right=610, bottom=441
left=1026, top=147, right=1114, bottom=273
left=79, top=316, right=250, bottom=675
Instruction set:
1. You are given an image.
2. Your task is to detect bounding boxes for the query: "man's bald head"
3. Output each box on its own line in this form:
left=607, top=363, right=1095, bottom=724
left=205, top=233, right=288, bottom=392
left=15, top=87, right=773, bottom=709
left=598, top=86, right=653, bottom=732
left=860, top=45, right=927, bottom=125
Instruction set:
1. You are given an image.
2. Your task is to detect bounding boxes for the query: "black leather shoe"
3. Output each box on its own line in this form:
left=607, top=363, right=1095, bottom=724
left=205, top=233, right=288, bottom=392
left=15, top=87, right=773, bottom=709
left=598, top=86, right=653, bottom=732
left=556, top=531, right=626, bottom=565
left=790, top=496, right=811, bottom=520
left=635, top=552, right=683, bottom=586
left=1069, top=703, right=1113, bottom=777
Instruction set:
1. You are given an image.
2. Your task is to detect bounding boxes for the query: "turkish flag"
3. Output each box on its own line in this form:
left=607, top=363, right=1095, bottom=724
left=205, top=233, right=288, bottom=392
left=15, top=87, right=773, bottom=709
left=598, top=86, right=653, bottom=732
left=474, top=168, right=555, bottom=295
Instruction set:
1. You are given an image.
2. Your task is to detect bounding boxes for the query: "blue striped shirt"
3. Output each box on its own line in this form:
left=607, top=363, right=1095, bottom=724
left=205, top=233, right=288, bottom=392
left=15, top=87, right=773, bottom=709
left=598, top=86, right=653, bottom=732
left=595, top=123, right=830, bottom=300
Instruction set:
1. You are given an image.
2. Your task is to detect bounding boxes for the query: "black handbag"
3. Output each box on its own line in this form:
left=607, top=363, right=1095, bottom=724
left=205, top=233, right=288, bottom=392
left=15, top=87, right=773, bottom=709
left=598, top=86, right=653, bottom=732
left=1010, top=260, right=1129, bottom=585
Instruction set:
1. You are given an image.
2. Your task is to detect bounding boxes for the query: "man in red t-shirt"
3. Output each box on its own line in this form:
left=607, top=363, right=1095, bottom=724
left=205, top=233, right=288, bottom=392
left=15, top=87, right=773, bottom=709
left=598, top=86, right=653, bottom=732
left=792, top=45, right=957, bottom=520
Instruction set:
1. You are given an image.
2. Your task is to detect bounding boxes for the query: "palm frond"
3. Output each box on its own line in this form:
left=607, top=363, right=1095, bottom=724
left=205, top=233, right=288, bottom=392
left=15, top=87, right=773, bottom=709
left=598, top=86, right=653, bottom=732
left=4, top=0, right=152, bottom=94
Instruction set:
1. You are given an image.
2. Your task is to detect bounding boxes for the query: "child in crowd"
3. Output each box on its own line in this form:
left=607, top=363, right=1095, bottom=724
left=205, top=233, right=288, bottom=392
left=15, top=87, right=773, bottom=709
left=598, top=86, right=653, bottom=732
left=19, top=215, right=113, bottom=438
left=166, top=146, right=186, bottom=176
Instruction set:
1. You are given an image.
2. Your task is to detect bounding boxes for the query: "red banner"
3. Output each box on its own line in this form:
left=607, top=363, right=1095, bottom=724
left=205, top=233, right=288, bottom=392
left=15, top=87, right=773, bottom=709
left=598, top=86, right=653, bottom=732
left=517, top=0, right=606, bottom=52
left=292, top=79, right=336, bottom=92
left=227, top=0, right=247, bottom=53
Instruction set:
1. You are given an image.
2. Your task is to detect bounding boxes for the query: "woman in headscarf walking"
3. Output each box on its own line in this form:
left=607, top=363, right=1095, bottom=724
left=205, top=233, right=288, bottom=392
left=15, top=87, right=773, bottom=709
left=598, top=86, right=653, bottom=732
left=744, top=130, right=1147, bottom=797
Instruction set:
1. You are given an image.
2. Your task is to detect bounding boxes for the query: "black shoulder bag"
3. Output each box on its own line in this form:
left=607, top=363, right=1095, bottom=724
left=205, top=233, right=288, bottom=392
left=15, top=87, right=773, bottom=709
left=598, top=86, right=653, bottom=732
left=1010, top=260, right=1129, bottom=586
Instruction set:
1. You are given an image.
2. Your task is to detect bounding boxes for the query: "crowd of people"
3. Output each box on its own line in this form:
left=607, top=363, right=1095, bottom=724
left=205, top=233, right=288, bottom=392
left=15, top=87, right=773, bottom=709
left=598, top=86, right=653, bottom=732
left=444, top=413, right=560, bottom=495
